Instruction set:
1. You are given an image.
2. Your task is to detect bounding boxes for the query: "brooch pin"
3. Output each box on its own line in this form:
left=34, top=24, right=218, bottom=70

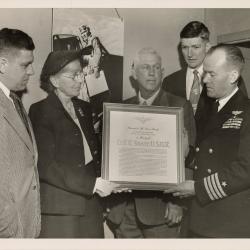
left=78, top=108, right=84, bottom=117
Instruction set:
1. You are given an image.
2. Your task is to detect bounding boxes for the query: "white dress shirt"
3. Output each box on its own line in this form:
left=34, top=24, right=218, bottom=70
left=217, top=87, right=239, bottom=112
left=138, top=88, right=161, bottom=105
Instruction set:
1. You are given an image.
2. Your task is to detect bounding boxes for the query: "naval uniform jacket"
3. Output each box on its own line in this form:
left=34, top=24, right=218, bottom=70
left=190, top=89, right=250, bottom=237
left=107, top=89, right=196, bottom=226
left=29, top=92, right=101, bottom=216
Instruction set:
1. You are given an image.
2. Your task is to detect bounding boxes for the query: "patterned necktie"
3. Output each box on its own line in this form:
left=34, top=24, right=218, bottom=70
left=9, top=91, right=32, bottom=140
left=189, top=70, right=200, bottom=114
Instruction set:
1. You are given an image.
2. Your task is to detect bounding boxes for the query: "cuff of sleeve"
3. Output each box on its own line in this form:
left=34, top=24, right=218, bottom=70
left=195, top=173, right=228, bottom=206
left=194, top=179, right=212, bottom=206
left=92, top=178, right=98, bottom=194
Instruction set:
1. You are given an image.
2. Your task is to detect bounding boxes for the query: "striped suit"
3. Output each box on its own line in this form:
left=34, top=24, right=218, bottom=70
left=0, top=89, right=40, bottom=238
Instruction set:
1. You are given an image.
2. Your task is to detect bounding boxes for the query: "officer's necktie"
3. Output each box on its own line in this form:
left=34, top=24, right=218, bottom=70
left=9, top=91, right=32, bottom=140
left=211, top=100, right=219, bottom=115
left=189, top=70, right=200, bottom=114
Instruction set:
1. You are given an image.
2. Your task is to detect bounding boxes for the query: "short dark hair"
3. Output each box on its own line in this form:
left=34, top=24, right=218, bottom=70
left=0, top=28, right=35, bottom=55
left=207, top=44, right=245, bottom=73
left=180, top=21, right=210, bottom=41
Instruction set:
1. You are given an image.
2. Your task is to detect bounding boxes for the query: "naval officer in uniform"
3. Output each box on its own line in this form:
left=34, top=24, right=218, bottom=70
left=165, top=44, right=250, bottom=238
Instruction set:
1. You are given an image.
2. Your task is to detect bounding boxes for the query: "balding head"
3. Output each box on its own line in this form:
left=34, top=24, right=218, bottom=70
left=203, top=44, right=245, bottom=99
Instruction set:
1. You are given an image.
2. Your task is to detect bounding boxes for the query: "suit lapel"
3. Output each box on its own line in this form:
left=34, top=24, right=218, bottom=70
left=0, top=90, right=33, bottom=152
left=48, top=92, right=77, bottom=124
left=178, top=68, right=187, bottom=98
left=72, top=98, right=93, bottom=139
left=152, top=89, right=169, bottom=106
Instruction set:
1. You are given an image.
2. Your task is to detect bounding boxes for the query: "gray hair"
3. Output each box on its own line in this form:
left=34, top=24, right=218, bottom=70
left=132, top=47, right=162, bottom=69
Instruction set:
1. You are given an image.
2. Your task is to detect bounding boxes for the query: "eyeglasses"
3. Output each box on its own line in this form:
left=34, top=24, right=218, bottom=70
left=61, top=72, right=84, bottom=82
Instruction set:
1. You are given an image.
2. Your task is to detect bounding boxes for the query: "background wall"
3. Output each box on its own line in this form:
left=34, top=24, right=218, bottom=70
left=0, top=8, right=205, bottom=109
left=0, top=8, right=249, bottom=107
left=119, top=8, right=204, bottom=99
left=205, top=8, right=250, bottom=45
left=68, top=8, right=205, bottom=99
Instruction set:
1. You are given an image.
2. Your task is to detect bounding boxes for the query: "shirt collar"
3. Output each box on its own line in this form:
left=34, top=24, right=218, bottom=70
left=217, top=87, right=239, bottom=111
left=55, top=89, right=72, bottom=106
left=138, top=88, right=161, bottom=105
left=187, top=64, right=203, bottom=77
left=0, top=80, right=11, bottom=100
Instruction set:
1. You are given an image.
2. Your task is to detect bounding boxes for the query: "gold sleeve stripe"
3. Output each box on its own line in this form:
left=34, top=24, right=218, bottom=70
left=211, top=174, right=223, bottom=199
left=204, top=177, right=215, bottom=201
left=207, top=175, right=220, bottom=200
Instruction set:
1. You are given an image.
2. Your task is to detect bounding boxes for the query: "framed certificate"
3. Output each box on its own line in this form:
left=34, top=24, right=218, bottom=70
left=101, top=103, right=185, bottom=190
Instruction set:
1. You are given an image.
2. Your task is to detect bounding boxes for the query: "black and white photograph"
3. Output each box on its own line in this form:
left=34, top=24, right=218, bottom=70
left=1, top=0, right=250, bottom=249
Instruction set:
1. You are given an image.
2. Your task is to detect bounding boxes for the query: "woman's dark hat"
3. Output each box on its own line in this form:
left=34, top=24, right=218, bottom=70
left=40, top=50, right=81, bottom=83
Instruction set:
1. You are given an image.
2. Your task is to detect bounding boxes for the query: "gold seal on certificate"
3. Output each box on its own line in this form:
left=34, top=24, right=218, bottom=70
left=101, top=103, right=185, bottom=190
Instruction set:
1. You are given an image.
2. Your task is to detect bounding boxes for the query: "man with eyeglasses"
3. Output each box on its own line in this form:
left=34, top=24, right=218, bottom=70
left=106, top=47, right=196, bottom=238
left=29, top=50, right=117, bottom=238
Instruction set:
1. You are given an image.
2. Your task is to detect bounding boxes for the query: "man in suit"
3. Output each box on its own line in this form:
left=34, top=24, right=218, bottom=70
left=29, top=50, right=116, bottom=238
left=164, top=44, right=250, bottom=238
left=0, top=28, right=41, bottom=237
left=107, top=47, right=196, bottom=238
left=162, top=21, right=247, bottom=132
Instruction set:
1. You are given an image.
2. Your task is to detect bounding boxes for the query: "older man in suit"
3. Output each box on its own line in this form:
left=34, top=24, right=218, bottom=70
left=107, top=47, right=196, bottom=238
left=0, top=28, right=40, bottom=237
left=165, top=44, right=250, bottom=238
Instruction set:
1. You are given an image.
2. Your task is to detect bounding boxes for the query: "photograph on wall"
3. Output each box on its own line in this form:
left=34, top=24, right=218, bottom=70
left=53, top=8, right=124, bottom=132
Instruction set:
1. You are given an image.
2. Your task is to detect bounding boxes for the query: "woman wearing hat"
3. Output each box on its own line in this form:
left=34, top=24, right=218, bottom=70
left=29, top=50, right=115, bottom=238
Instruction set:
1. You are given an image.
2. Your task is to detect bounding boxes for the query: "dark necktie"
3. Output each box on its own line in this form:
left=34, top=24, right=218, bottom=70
left=211, top=100, right=219, bottom=115
left=189, top=70, right=200, bottom=114
left=9, top=91, right=32, bottom=141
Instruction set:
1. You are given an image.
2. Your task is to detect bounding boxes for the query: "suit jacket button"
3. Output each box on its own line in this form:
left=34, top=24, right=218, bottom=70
left=32, top=185, right=37, bottom=190
left=194, top=165, right=198, bottom=170
left=195, top=147, right=199, bottom=152
left=207, top=169, right=212, bottom=174
left=93, top=150, right=98, bottom=155
left=209, top=148, right=213, bottom=154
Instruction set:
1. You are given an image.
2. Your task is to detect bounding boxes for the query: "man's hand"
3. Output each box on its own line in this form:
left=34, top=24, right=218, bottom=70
left=164, top=202, right=183, bottom=226
left=164, top=180, right=195, bottom=198
left=94, top=177, right=118, bottom=197
left=112, top=187, right=132, bottom=193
